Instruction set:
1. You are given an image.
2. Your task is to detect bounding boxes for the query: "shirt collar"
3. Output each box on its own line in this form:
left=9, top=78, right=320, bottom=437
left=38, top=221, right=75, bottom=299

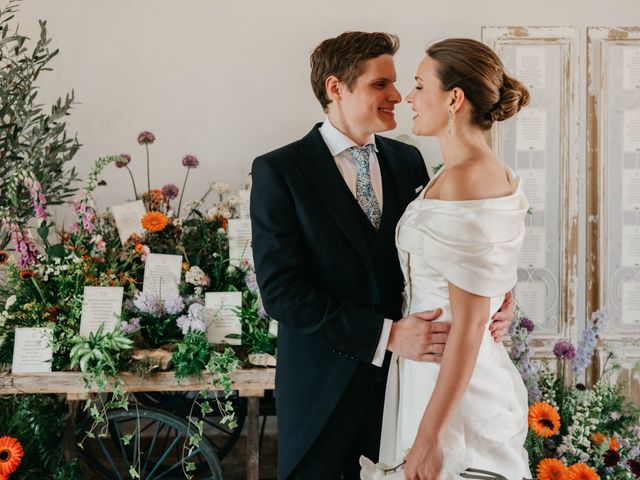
left=319, top=118, right=378, bottom=157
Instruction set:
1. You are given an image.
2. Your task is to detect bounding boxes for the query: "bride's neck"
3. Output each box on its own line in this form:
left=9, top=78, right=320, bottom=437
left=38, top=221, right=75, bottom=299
left=438, top=127, right=492, bottom=168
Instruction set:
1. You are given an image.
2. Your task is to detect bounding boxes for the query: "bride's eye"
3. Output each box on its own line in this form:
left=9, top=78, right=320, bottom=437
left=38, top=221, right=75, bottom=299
left=415, top=85, right=423, bottom=90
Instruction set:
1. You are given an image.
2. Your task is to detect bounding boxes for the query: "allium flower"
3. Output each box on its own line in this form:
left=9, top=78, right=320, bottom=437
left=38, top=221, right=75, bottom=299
left=141, top=211, right=169, bottom=232
left=164, top=295, right=185, bottom=315
left=161, top=183, right=179, bottom=200
left=520, top=316, right=535, bottom=333
left=553, top=339, right=576, bottom=360
left=181, top=154, right=199, bottom=168
left=115, top=153, right=131, bottom=168
left=133, top=291, right=163, bottom=315
left=121, top=317, right=141, bottom=334
left=137, top=131, right=155, bottom=144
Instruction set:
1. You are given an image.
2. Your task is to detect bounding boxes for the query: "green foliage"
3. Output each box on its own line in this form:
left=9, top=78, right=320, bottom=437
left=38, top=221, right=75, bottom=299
left=172, top=331, right=212, bottom=380
left=0, top=0, right=80, bottom=248
left=69, top=324, right=133, bottom=378
left=0, top=394, right=78, bottom=479
left=235, top=290, right=276, bottom=355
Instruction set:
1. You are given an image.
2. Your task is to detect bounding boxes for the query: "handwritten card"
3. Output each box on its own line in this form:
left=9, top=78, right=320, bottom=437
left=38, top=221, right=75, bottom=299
left=205, top=292, right=242, bottom=345
left=12, top=327, right=53, bottom=373
left=79, top=286, right=124, bottom=336
left=143, top=253, right=182, bottom=299
left=228, top=219, right=253, bottom=267
left=111, top=200, right=147, bottom=245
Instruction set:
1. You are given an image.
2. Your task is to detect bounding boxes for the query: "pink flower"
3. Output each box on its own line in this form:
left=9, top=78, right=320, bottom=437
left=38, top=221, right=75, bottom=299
left=137, top=131, right=155, bottom=145
left=116, top=154, right=131, bottom=168
left=181, top=154, right=199, bottom=168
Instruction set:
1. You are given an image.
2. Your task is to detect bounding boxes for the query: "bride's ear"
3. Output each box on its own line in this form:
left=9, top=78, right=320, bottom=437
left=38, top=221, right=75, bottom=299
left=449, top=87, right=465, bottom=114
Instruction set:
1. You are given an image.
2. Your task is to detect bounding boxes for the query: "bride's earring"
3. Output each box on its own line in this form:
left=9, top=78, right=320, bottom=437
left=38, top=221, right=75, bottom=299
left=447, top=109, right=453, bottom=135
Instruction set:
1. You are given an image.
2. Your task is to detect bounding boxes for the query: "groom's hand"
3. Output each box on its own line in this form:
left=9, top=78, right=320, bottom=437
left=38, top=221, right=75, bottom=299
left=387, top=309, right=449, bottom=362
left=489, top=290, right=515, bottom=343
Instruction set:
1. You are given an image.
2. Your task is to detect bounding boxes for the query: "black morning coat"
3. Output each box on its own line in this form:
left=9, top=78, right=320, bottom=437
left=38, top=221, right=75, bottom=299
left=250, top=124, right=429, bottom=478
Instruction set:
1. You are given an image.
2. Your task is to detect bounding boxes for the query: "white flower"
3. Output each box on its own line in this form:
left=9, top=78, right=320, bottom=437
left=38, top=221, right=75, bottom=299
left=213, top=182, right=230, bottom=195
left=217, top=206, right=231, bottom=218
left=207, top=206, right=218, bottom=218
left=185, top=266, right=207, bottom=286
left=217, top=228, right=225, bottom=234
left=5, top=295, right=16, bottom=309
left=226, top=195, right=240, bottom=206
left=227, top=265, right=237, bottom=274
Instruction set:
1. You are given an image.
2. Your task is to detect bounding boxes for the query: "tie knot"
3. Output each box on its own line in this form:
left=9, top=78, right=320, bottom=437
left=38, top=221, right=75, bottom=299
left=348, top=144, right=374, bottom=164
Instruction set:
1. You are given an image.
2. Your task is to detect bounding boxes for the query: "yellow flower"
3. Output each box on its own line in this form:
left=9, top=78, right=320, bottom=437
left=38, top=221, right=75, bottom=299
left=528, top=402, right=561, bottom=437
left=568, top=463, right=599, bottom=480
left=141, top=211, right=169, bottom=232
left=536, top=458, right=569, bottom=480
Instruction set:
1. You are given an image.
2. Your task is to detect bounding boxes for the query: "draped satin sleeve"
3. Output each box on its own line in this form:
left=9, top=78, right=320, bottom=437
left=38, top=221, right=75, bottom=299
left=395, top=190, right=529, bottom=298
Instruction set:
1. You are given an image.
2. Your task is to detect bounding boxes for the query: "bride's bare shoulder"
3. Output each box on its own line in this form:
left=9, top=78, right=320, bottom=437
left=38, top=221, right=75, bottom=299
left=440, top=159, right=511, bottom=201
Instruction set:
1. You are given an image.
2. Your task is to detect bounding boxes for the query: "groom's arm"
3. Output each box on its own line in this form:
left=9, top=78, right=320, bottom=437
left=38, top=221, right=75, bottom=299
left=250, top=155, right=384, bottom=363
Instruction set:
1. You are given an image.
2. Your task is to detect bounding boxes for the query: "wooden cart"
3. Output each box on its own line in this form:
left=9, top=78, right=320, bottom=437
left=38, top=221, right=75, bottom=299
left=0, top=368, right=276, bottom=480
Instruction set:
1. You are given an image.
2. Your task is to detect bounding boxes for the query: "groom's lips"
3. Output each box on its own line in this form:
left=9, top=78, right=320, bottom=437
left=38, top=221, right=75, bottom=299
left=379, top=107, right=395, bottom=117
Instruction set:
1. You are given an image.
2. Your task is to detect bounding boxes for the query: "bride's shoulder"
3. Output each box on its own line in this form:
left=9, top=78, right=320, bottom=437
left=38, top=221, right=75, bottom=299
left=440, top=160, right=512, bottom=201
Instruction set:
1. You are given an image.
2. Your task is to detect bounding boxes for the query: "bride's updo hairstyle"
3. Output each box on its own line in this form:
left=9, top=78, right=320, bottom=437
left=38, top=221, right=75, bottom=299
left=427, top=38, right=530, bottom=130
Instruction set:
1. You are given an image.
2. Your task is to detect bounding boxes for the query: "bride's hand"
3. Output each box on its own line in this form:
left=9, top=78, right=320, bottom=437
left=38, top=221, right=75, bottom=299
left=403, top=437, right=443, bottom=480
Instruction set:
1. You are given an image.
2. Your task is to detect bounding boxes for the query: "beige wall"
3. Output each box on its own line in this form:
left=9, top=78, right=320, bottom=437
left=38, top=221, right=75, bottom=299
left=13, top=1, right=640, bottom=381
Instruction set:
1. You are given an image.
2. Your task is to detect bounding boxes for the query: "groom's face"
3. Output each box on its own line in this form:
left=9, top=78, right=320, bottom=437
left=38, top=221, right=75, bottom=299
left=337, top=54, right=401, bottom=136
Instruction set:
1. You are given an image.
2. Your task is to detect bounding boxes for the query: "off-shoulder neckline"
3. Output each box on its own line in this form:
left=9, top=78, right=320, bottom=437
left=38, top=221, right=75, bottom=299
left=419, top=163, right=522, bottom=205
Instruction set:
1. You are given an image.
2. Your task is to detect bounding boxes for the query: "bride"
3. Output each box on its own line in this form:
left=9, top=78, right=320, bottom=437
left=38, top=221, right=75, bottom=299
left=363, top=38, right=532, bottom=480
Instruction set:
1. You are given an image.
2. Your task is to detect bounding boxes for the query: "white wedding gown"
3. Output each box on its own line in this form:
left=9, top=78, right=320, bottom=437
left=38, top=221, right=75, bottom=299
left=361, top=167, right=531, bottom=480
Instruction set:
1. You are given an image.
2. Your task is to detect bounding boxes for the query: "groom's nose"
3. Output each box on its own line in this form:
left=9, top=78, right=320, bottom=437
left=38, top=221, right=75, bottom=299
left=387, top=85, right=401, bottom=103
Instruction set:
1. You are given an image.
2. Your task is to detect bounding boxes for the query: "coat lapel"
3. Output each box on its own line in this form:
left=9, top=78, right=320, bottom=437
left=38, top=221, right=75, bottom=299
left=296, top=126, right=375, bottom=275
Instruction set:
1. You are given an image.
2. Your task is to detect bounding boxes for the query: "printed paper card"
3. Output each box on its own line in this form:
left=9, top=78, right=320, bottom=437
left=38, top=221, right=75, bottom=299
left=79, top=286, right=124, bottom=336
left=238, top=189, right=251, bottom=219
left=205, top=292, right=242, bottom=345
left=228, top=219, right=253, bottom=267
left=143, top=253, right=182, bottom=299
left=111, top=200, right=147, bottom=245
left=12, top=327, right=53, bottom=373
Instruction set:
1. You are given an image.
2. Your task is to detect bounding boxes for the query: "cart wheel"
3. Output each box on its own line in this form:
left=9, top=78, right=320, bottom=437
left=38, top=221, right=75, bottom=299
left=136, top=392, right=246, bottom=460
left=76, top=406, right=223, bottom=479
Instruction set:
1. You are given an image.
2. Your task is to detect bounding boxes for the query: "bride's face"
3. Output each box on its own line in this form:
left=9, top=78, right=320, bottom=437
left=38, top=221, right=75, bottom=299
left=406, top=56, right=450, bottom=137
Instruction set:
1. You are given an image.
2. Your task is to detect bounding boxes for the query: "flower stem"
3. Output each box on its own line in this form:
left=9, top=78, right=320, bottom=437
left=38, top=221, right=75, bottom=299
left=177, top=168, right=191, bottom=216
left=145, top=144, right=151, bottom=207
left=30, top=276, right=46, bottom=303
left=125, top=166, right=139, bottom=201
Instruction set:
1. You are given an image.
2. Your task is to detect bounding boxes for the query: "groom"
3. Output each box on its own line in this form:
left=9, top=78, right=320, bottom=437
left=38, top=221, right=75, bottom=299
left=250, top=32, right=514, bottom=480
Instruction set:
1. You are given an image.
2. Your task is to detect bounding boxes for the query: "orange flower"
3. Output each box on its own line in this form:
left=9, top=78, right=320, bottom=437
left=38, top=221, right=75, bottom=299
left=0, top=436, right=24, bottom=476
left=0, top=251, right=9, bottom=265
left=134, top=243, right=144, bottom=253
left=609, top=437, right=620, bottom=451
left=529, top=402, right=561, bottom=437
left=568, top=463, right=599, bottom=480
left=589, top=432, right=620, bottom=451
left=18, top=270, right=34, bottom=280
left=536, top=458, right=569, bottom=480
left=141, top=211, right=169, bottom=232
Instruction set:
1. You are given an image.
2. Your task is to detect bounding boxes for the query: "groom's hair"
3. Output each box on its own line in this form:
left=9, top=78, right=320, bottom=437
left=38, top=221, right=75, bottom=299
left=310, top=31, right=399, bottom=112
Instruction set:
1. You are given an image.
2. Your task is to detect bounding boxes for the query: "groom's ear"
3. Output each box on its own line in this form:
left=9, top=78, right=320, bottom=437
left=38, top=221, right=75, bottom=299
left=325, top=75, right=343, bottom=102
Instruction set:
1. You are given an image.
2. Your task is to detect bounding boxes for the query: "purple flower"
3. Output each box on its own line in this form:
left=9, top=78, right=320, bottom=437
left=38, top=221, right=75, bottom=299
left=116, top=154, right=131, bottom=168
left=572, top=308, right=611, bottom=375
left=137, top=131, right=156, bottom=145
left=28, top=180, right=49, bottom=222
left=520, top=317, right=534, bottom=333
left=8, top=224, right=39, bottom=269
left=553, top=339, right=576, bottom=360
left=161, top=183, right=179, bottom=200
left=181, top=154, right=199, bottom=169
left=164, top=295, right=185, bottom=315
left=121, top=317, right=141, bottom=334
left=133, top=291, right=163, bottom=315
left=176, top=314, right=190, bottom=335
left=176, top=303, right=208, bottom=334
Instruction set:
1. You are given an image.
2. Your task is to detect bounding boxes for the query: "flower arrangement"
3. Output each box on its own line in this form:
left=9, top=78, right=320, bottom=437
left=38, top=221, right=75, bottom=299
left=510, top=309, right=640, bottom=479
left=0, top=130, right=275, bottom=478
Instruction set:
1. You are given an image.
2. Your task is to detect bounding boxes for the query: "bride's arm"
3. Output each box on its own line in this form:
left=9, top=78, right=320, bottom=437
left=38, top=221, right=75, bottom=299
left=404, top=284, right=489, bottom=479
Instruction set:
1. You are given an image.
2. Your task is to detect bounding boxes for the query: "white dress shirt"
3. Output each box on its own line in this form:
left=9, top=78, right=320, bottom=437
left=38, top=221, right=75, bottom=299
left=318, top=119, right=393, bottom=367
